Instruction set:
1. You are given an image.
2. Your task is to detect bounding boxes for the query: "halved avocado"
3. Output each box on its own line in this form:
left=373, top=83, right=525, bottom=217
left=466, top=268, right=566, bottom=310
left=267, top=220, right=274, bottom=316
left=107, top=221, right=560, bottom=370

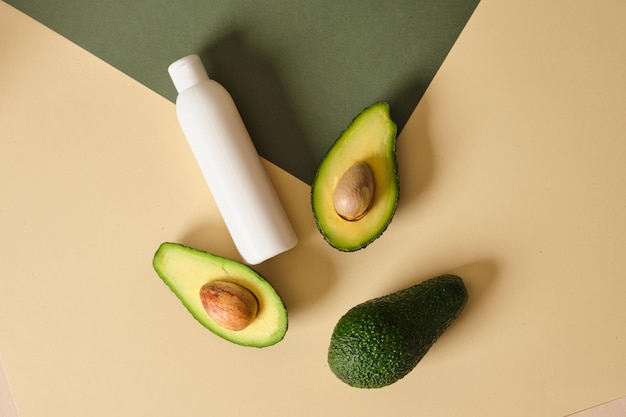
left=311, top=102, right=399, bottom=251
left=152, top=242, right=287, bottom=347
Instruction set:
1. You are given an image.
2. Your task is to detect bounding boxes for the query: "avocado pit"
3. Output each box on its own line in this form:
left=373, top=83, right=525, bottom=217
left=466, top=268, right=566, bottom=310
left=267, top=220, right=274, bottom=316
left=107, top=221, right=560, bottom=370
left=199, top=281, right=259, bottom=331
left=333, top=161, right=375, bottom=221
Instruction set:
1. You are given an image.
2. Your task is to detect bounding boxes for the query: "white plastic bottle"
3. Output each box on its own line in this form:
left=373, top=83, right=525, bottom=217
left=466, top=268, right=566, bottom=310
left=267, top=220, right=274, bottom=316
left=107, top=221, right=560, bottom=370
left=168, top=54, right=298, bottom=264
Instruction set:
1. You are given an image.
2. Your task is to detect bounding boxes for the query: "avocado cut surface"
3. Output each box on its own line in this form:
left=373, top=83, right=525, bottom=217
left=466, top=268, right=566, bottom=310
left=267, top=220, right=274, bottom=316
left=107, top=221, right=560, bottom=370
left=327, top=274, right=468, bottom=388
left=152, top=242, right=288, bottom=348
left=311, top=102, right=398, bottom=251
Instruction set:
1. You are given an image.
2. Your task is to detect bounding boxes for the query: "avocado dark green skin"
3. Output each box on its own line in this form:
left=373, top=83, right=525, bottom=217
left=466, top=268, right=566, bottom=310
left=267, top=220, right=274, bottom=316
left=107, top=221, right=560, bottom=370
left=327, top=274, right=468, bottom=388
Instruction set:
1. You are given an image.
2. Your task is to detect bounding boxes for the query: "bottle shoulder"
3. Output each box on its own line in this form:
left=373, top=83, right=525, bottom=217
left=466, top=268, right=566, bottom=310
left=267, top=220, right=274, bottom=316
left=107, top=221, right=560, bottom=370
left=175, top=80, right=237, bottom=117
left=177, top=79, right=230, bottom=101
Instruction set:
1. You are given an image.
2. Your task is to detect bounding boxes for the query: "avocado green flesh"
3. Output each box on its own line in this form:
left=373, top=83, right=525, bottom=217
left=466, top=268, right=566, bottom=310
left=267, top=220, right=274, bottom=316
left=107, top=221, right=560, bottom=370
left=328, top=274, right=468, bottom=388
left=312, top=102, right=398, bottom=251
left=152, top=242, right=288, bottom=348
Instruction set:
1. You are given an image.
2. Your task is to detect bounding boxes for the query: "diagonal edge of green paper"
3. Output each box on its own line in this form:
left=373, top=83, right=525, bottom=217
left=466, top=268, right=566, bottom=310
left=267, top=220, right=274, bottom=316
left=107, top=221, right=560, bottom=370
left=5, top=0, right=480, bottom=185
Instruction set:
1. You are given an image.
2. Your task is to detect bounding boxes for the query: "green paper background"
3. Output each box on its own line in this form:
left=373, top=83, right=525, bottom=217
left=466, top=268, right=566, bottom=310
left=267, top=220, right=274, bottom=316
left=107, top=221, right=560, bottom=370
left=6, top=0, right=479, bottom=184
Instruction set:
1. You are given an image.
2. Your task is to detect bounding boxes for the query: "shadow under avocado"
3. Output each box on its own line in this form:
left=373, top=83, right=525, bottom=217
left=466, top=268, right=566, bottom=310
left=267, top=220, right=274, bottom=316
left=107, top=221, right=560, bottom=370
left=255, top=242, right=336, bottom=317
left=177, top=218, right=241, bottom=264
left=393, top=93, right=436, bottom=213
left=388, top=259, right=499, bottom=339
left=199, top=33, right=318, bottom=185
left=449, top=259, right=499, bottom=325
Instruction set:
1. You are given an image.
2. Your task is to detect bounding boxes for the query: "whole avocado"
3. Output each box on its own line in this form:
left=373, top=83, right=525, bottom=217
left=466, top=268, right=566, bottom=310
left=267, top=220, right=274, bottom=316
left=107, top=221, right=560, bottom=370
left=327, top=274, right=468, bottom=388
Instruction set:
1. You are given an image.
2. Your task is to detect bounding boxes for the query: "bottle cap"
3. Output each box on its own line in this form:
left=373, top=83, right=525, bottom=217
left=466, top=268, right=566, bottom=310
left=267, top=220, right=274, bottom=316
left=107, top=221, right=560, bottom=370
left=168, top=55, right=210, bottom=93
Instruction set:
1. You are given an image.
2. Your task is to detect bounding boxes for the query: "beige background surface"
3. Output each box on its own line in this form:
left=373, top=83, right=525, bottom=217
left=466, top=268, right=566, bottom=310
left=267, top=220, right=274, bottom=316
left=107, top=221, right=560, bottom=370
left=1, top=1, right=625, bottom=416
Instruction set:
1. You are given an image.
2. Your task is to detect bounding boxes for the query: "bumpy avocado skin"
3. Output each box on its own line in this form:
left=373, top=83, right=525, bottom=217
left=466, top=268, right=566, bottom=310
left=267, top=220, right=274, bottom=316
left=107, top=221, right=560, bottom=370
left=311, top=102, right=399, bottom=252
left=327, top=275, right=468, bottom=388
